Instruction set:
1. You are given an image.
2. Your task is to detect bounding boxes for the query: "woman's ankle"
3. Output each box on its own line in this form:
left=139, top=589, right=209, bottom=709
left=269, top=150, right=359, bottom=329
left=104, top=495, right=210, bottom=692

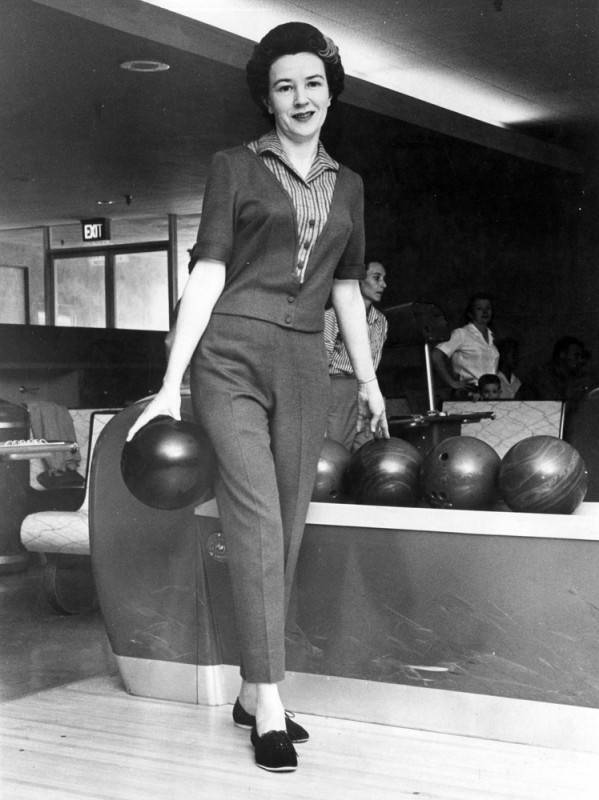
left=255, top=684, right=285, bottom=735
left=238, top=680, right=257, bottom=715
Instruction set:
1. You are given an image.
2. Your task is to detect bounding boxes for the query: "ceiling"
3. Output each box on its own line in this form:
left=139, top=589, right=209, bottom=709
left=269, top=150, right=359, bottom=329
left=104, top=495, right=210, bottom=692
left=1, top=0, right=597, bottom=230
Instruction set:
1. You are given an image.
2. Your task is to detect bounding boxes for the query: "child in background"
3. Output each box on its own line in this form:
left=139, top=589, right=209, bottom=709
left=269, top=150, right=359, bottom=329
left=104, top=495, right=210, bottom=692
left=478, top=373, right=501, bottom=400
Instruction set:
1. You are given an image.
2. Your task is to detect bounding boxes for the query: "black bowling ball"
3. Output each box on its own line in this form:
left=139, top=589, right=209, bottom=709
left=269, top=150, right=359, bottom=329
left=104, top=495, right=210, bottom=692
left=312, top=438, right=351, bottom=502
left=121, top=415, right=214, bottom=510
left=421, top=435, right=500, bottom=510
left=344, top=437, right=423, bottom=506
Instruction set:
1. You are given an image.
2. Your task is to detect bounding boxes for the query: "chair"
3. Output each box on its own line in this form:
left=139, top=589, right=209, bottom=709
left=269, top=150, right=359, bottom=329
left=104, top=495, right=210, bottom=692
left=20, top=411, right=119, bottom=613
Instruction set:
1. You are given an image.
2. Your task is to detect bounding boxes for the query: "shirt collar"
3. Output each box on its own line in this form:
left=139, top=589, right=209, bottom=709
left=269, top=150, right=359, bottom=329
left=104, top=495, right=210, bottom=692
left=466, top=322, right=494, bottom=341
left=366, top=305, right=384, bottom=324
left=252, top=130, right=339, bottom=175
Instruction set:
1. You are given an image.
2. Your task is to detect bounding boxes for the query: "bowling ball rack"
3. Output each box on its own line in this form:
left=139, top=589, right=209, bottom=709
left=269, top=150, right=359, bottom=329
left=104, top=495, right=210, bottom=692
left=0, top=439, right=78, bottom=460
left=388, top=410, right=495, bottom=454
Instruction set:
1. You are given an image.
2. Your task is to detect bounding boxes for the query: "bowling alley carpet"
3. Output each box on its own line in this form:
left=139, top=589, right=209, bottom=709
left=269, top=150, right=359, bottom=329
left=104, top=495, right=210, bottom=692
left=2, top=563, right=599, bottom=798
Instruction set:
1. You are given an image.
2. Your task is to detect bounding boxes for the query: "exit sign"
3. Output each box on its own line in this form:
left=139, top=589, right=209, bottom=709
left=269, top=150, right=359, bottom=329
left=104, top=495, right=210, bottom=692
left=81, top=218, right=110, bottom=241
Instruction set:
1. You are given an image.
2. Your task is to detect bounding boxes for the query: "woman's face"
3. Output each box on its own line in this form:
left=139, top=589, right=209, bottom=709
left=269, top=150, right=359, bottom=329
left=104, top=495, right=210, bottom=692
left=266, top=52, right=331, bottom=143
left=469, top=298, right=493, bottom=327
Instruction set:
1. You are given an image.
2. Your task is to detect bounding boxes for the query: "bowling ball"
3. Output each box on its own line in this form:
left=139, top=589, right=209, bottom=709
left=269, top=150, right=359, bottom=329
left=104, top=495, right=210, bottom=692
left=344, top=437, right=423, bottom=506
left=499, top=435, right=588, bottom=514
left=311, top=438, right=351, bottom=502
left=421, top=435, right=500, bottom=510
left=121, top=415, right=215, bottom=510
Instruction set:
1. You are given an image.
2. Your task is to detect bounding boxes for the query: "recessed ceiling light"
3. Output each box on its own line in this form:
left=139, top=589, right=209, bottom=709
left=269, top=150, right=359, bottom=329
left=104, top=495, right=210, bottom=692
left=120, top=60, right=170, bottom=73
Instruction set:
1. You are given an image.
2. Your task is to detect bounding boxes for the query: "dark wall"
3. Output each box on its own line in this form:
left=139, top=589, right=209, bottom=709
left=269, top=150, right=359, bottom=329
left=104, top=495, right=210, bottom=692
left=0, top=324, right=166, bottom=407
left=323, top=103, right=588, bottom=406
left=566, top=159, right=599, bottom=353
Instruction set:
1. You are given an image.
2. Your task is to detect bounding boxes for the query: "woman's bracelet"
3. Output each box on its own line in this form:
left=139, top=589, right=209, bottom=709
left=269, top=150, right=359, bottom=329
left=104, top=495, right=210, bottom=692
left=358, top=376, right=377, bottom=386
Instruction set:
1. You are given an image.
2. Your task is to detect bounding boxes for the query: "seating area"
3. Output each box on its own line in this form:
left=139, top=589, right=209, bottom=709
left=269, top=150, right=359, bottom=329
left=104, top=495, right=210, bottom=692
left=20, top=409, right=119, bottom=613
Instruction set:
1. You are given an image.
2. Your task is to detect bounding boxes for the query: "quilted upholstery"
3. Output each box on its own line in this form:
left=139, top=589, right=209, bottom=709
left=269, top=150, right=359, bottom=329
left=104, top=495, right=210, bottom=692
left=21, top=509, right=90, bottom=555
left=441, top=400, right=565, bottom=458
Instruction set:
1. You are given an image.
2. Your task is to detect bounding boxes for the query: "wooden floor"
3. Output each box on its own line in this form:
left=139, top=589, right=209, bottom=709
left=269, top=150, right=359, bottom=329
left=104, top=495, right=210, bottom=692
left=2, top=565, right=598, bottom=799
left=1, top=674, right=598, bottom=800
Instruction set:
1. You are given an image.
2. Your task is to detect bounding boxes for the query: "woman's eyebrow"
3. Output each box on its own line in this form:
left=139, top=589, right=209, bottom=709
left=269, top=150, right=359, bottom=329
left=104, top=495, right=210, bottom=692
left=272, top=72, right=325, bottom=86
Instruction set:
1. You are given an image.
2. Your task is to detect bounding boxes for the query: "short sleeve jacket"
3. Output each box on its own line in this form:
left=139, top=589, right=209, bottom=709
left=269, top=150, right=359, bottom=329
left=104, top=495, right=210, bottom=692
left=189, top=145, right=366, bottom=332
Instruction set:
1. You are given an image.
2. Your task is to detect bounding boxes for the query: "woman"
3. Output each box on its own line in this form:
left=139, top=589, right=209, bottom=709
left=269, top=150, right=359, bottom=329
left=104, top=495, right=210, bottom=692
left=127, top=22, right=387, bottom=773
left=432, top=292, right=499, bottom=399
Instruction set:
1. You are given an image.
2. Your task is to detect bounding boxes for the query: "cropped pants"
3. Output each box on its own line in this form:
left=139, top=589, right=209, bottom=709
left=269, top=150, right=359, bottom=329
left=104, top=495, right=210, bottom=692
left=191, top=315, right=329, bottom=683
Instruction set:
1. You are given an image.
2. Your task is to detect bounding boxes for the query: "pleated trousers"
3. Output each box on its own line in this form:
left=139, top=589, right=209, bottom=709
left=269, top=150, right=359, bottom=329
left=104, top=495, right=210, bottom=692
left=191, top=314, right=329, bottom=683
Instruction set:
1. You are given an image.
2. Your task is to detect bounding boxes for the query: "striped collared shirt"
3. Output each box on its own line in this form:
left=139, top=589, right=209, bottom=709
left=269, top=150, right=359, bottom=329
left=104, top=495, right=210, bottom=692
left=247, top=131, right=338, bottom=283
left=324, top=304, right=389, bottom=376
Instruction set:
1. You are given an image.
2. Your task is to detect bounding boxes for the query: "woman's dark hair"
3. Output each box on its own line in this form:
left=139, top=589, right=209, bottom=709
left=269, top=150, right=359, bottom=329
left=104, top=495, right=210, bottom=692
left=246, top=22, right=345, bottom=115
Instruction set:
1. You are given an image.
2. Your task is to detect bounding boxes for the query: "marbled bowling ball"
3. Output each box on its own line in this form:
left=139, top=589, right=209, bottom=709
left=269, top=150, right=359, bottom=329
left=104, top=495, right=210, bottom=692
left=344, top=437, right=423, bottom=506
left=499, top=435, right=588, bottom=514
left=121, top=415, right=215, bottom=510
left=421, top=435, right=500, bottom=510
left=312, top=438, right=351, bottom=503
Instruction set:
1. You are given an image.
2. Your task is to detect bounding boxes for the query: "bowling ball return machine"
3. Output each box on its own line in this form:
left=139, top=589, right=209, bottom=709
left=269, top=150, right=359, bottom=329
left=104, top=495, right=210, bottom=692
left=383, top=301, right=494, bottom=453
left=89, top=389, right=599, bottom=755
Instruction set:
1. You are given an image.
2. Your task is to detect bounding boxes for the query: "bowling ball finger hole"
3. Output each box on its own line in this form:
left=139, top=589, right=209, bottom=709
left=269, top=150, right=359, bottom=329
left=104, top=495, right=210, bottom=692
left=439, top=453, right=449, bottom=461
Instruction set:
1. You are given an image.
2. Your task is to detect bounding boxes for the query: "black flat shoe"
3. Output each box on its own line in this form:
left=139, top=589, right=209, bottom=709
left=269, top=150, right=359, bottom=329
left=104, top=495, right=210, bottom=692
left=250, top=726, right=298, bottom=772
left=233, top=698, right=309, bottom=743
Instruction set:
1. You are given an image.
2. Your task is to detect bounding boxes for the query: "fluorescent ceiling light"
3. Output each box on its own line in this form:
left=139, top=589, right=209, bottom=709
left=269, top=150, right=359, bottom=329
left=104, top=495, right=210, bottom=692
left=140, top=0, right=545, bottom=128
left=120, top=59, right=170, bottom=72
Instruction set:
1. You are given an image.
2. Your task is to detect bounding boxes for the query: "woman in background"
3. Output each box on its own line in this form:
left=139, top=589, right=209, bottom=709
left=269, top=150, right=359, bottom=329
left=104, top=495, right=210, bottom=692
left=128, top=22, right=387, bottom=773
left=432, top=292, right=499, bottom=399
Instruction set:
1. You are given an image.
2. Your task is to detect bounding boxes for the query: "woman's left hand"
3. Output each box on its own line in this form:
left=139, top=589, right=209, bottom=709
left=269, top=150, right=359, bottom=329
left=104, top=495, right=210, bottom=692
left=356, top=380, right=389, bottom=439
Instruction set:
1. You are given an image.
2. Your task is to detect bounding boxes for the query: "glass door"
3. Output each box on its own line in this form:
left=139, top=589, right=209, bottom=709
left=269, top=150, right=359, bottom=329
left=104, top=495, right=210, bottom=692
left=53, top=254, right=106, bottom=327
left=114, top=250, right=169, bottom=331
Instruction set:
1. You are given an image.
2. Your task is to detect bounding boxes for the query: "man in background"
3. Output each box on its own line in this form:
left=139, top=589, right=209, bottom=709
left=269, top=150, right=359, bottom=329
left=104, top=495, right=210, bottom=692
left=521, top=336, right=591, bottom=403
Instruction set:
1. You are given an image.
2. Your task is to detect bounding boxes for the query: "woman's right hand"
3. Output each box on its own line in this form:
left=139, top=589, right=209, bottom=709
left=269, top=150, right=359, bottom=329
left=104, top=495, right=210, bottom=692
left=126, top=382, right=182, bottom=442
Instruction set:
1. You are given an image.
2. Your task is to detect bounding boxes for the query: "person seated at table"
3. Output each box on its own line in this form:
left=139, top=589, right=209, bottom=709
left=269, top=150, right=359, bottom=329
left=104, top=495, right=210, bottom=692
left=477, top=373, right=501, bottom=400
left=520, top=336, right=591, bottom=403
left=432, top=292, right=499, bottom=400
